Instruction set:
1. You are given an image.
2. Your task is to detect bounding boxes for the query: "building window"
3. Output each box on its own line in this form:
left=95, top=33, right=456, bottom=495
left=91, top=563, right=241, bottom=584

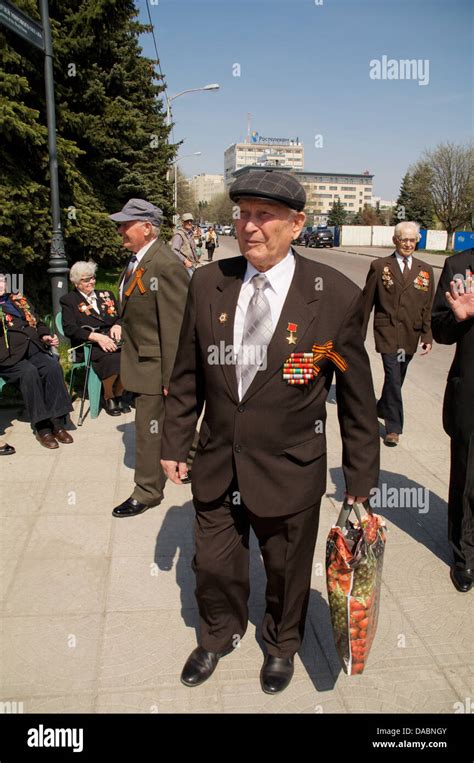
left=319, top=186, right=326, bottom=190
left=344, top=194, right=356, bottom=199
left=329, top=186, right=337, bottom=190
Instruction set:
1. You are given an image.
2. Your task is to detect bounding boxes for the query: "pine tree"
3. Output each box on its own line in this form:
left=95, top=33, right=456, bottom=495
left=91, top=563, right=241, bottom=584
left=327, top=199, right=347, bottom=226
left=0, top=0, right=176, bottom=309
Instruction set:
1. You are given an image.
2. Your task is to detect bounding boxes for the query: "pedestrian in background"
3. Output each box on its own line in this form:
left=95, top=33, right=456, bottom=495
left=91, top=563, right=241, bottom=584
left=362, top=221, right=434, bottom=446
left=205, top=225, right=218, bottom=261
left=171, top=213, right=199, bottom=278
left=193, top=225, right=204, bottom=262
left=109, top=198, right=190, bottom=518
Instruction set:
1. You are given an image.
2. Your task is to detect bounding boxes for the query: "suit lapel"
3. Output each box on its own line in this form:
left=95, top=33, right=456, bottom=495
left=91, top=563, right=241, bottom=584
left=119, top=239, right=160, bottom=312
left=212, top=258, right=247, bottom=402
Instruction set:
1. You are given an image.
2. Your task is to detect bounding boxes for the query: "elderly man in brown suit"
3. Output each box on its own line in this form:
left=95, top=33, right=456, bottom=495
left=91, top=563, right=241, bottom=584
left=362, top=221, right=434, bottom=446
left=161, top=169, right=380, bottom=693
left=109, top=199, right=190, bottom=518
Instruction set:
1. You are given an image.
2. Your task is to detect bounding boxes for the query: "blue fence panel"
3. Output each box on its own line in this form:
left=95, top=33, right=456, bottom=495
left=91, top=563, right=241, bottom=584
left=454, top=231, right=474, bottom=252
left=416, top=229, right=427, bottom=250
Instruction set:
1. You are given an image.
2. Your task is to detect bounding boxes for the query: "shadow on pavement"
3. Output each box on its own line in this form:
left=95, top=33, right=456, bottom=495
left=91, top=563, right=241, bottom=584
left=328, top=466, right=451, bottom=566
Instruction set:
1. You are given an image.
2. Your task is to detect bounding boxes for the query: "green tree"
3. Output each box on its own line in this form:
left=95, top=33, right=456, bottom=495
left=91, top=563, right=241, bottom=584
left=327, top=199, right=347, bottom=226
left=0, top=0, right=176, bottom=309
left=421, top=142, right=473, bottom=249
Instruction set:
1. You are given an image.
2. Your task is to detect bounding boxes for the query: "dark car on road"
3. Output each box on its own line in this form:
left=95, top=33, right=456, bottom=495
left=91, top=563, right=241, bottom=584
left=292, top=226, right=314, bottom=246
left=307, top=228, right=334, bottom=248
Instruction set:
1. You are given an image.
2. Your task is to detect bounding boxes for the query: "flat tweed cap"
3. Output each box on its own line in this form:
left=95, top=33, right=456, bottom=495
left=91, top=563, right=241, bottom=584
left=229, top=169, right=306, bottom=211
left=109, top=198, right=163, bottom=225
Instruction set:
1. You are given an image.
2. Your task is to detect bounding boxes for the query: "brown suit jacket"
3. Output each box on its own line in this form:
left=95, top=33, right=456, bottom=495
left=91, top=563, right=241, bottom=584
left=118, top=238, right=190, bottom=395
left=362, top=253, right=434, bottom=355
left=161, top=251, right=380, bottom=518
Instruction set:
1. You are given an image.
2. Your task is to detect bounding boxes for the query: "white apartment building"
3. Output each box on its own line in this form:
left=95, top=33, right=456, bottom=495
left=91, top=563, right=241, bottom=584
left=225, top=134, right=304, bottom=187
left=189, top=173, right=225, bottom=204
left=230, top=166, right=374, bottom=224
left=298, top=171, right=374, bottom=223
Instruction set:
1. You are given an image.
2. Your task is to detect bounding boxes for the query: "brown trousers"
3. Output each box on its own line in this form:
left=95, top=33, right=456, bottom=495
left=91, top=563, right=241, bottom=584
left=192, top=479, right=321, bottom=658
left=133, top=392, right=166, bottom=505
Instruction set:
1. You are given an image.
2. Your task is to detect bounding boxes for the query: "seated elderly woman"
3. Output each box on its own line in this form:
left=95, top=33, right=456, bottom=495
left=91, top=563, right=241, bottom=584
left=0, top=271, right=73, bottom=449
left=60, top=261, right=129, bottom=416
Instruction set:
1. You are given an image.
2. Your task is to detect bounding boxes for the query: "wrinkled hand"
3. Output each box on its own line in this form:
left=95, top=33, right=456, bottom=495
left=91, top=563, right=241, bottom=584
left=109, top=324, right=122, bottom=342
left=93, top=333, right=117, bottom=352
left=184, top=258, right=193, bottom=268
left=161, top=460, right=189, bottom=484
left=446, top=276, right=474, bottom=322
left=42, top=334, right=59, bottom=347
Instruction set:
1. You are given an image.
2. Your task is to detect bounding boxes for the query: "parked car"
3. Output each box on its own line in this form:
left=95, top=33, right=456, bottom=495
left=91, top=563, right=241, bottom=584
left=221, top=225, right=233, bottom=235
left=307, top=228, right=334, bottom=248
left=292, top=226, right=313, bottom=246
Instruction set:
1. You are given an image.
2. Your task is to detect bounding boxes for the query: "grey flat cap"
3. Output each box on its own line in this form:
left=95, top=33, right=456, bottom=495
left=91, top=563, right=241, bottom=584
left=109, top=198, right=163, bottom=225
left=181, top=213, right=194, bottom=222
left=229, top=169, right=306, bottom=211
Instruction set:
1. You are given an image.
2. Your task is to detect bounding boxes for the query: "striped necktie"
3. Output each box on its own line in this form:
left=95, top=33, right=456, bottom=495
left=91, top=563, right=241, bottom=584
left=237, top=273, right=273, bottom=398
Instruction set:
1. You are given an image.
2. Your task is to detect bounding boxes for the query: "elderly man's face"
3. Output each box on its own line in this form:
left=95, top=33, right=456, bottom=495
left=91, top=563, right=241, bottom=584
left=183, top=220, right=194, bottom=231
left=235, top=199, right=305, bottom=271
left=117, top=220, right=154, bottom=253
left=393, top=225, right=419, bottom=258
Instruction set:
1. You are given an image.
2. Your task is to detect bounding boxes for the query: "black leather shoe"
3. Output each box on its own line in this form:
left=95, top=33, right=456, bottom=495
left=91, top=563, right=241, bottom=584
left=105, top=398, right=121, bottom=416
left=115, top=397, right=131, bottom=413
left=180, top=646, right=225, bottom=687
left=0, top=443, right=15, bottom=456
left=112, top=497, right=160, bottom=518
left=450, top=566, right=474, bottom=593
left=260, top=655, right=294, bottom=694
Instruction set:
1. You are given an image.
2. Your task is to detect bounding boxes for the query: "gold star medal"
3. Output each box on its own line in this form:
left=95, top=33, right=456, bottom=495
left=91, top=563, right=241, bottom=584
left=286, top=322, right=298, bottom=344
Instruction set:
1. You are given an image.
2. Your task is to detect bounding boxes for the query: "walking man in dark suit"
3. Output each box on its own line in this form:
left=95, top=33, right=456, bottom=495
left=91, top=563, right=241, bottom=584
left=362, top=222, right=434, bottom=446
left=161, top=170, right=379, bottom=693
left=432, top=248, right=474, bottom=593
left=109, top=199, right=190, bottom=518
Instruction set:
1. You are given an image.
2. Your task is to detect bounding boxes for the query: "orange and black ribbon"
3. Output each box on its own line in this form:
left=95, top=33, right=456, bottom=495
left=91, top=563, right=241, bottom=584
left=312, top=340, right=348, bottom=374
left=124, top=267, right=146, bottom=298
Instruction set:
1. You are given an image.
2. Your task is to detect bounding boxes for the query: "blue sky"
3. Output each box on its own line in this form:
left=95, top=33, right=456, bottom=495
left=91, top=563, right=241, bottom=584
left=136, top=0, right=472, bottom=199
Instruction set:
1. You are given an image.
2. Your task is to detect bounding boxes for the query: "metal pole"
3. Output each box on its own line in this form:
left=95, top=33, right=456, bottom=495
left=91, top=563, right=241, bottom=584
left=39, top=0, right=68, bottom=340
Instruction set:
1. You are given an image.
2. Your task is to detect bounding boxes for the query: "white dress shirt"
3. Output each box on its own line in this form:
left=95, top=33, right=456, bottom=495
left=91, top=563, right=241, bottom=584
left=234, top=250, right=295, bottom=397
left=395, top=252, right=412, bottom=272
left=119, top=239, right=155, bottom=299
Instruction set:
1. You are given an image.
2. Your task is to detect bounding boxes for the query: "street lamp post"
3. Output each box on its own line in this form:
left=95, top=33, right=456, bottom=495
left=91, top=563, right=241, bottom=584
left=165, top=83, right=219, bottom=202
left=39, top=0, right=68, bottom=339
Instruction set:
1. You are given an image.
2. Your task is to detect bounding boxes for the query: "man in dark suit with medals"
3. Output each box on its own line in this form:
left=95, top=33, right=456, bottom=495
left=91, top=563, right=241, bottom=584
left=362, top=222, right=434, bottom=446
left=432, top=248, right=474, bottom=593
left=161, top=170, right=380, bottom=693
left=108, top=199, right=190, bottom=518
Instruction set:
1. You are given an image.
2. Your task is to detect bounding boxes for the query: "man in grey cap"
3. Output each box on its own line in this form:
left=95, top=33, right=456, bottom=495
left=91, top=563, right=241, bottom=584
left=160, top=169, right=379, bottom=693
left=109, top=198, right=190, bottom=517
left=171, top=213, right=199, bottom=278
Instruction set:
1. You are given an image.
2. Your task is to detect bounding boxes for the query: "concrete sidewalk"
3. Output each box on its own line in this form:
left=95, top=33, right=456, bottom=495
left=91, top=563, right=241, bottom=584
left=0, top=325, right=471, bottom=715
